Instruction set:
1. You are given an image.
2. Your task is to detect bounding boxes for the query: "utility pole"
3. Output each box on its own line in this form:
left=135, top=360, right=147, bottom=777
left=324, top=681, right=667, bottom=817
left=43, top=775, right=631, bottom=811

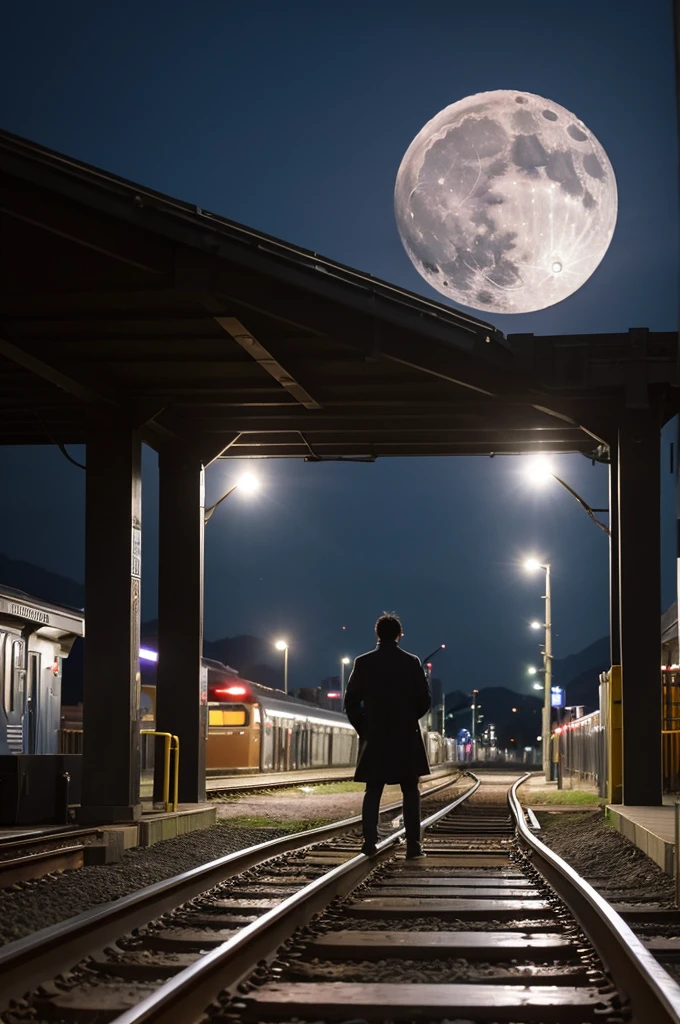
left=471, top=689, right=479, bottom=760
left=543, top=566, right=552, bottom=779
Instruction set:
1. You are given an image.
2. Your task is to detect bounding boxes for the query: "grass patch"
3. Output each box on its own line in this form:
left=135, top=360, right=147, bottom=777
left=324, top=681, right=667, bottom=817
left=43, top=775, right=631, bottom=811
left=521, top=789, right=602, bottom=806
left=218, top=814, right=335, bottom=831
left=305, top=781, right=364, bottom=794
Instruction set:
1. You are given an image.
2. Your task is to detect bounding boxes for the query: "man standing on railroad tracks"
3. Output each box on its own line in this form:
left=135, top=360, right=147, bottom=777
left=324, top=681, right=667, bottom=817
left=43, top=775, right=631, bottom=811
left=344, top=613, right=431, bottom=859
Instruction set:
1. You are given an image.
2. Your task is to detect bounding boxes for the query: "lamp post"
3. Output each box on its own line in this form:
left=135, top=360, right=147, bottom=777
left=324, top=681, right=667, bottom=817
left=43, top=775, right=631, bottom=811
left=204, top=472, right=259, bottom=524
left=524, top=457, right=610, bottom=536
left=275, top=640, right=289, bottom=694
left=471, top=689, right=479, bottom=761
left=340, top=656, right=350, bottom=698
left=525, top=558, right=552, bottom=780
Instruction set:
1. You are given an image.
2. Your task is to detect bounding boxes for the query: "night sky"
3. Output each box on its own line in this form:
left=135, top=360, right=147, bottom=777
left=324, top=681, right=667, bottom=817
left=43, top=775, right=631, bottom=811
left=0, top=2, right=677, bottom=696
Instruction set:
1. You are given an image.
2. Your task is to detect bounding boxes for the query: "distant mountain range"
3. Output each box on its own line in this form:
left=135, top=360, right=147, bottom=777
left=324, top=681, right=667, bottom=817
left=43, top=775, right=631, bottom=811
left=0, top=552, right=612, bottom=716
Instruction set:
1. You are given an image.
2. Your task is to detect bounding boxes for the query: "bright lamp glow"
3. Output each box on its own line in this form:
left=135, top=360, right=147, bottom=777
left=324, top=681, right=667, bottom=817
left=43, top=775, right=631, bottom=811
left=341, top=657, right=350, bottom=665
left=238, top=472, right=259, bottom=494
left=525, top=456, right=554, bottom=487
left=139, top=648, right=158, bottom=663
left=275, top=640, right=288, bottom=651
left=533, top=683, right=543, bottom=690
left=524, top=558, right=541, bottom=572
left=528, top=666, right=537, bottom=675
left=530, top=621, right=541, bottom=630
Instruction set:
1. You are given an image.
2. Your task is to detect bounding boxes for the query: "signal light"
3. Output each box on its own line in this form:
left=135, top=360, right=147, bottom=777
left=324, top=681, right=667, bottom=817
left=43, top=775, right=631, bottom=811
left=326, top=692, right=341, bottom=698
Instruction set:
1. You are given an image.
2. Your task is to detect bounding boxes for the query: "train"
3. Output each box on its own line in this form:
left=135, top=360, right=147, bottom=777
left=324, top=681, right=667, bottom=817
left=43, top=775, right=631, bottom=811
left=198, top=658, right=359, bottom=772
left=0, top=582, right=452, bottom=776
left=0, top=586, right=84, bottom=756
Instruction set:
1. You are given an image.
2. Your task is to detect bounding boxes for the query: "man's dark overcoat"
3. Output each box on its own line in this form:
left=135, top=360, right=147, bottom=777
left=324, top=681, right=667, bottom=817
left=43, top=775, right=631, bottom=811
left=344, top=640, right=431, bottom=783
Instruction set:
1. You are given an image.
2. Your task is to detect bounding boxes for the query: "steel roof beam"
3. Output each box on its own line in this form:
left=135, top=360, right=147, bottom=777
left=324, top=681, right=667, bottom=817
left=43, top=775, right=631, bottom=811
left=214, top=316, right=322, bottom=410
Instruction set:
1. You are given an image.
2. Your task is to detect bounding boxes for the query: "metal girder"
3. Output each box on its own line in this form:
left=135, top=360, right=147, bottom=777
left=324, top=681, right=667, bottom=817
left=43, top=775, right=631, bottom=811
left=214, top=316, right=322, bottom=410
left=0, top=335, right=118, bottom=406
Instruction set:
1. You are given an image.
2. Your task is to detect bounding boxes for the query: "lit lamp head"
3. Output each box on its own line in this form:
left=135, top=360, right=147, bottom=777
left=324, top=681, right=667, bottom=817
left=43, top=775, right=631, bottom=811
left=275, top=640, right=288, bottom=652
left=528, top=666, right=538, bottom=675
left=237, top=472, right=259, bottom=494
left=341, top=657, right=350, bottom=665
left=524, top=558, right=542, bottom=572
left=525, top=456, right=554, bottom=487
left=533, top=683, right=543, bottom=690
left=530, top=621, right=541, bottom=630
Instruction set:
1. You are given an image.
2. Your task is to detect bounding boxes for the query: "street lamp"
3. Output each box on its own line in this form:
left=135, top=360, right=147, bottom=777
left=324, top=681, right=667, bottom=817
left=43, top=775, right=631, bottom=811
left=204, top=472, right=259, bottom=524
left=340, top=656, right=351, bottom=698
left=525, top=557, right=552, bottom=780
left=275, top=639, right=289, bottom=694
left=524, top=457, right=610, bottom=536
left=471, top=689, right=479, bottom=760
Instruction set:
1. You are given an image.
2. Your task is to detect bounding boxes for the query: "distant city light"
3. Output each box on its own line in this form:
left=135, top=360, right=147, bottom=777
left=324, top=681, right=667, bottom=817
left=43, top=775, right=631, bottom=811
left=512, top=707, right=518, bottom=713
left=139, top=648, right=158, bottom=663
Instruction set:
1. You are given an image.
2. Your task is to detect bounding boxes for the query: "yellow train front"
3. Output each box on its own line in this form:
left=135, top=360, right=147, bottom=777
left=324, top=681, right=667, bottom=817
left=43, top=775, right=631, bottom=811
left=204, top=659, right=358, bottom=773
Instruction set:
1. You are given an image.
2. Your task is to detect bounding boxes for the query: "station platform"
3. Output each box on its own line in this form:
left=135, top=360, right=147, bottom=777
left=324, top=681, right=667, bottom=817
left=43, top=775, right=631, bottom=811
left=607, top=798, right=680, bottom=874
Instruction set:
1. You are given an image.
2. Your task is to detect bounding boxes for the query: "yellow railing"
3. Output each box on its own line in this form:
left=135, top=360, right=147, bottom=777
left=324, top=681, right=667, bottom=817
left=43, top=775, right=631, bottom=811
left=140, top=730, right=180, bottom=812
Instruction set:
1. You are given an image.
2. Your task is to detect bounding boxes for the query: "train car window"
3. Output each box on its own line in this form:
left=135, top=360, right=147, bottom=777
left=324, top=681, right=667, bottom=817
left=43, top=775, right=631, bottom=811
left=208, top=705, right=248, bottom=727
left=11, top=640, right=25, bottom=714
left=0, top=633, right=6, bottom=714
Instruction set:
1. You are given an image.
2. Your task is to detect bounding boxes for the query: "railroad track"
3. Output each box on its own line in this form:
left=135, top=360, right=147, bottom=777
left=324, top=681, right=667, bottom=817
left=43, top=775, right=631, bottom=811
left=206, top=762, right=458, bottom=795
left=4, top=772, right=680, bottom=1023
left=0, top=769, right=466, bottom=1019
left=0, top=826, right=105, bottom=889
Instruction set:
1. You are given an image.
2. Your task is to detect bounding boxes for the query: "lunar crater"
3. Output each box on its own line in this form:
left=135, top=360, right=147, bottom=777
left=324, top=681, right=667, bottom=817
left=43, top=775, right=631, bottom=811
left=395, top=89, right=617, bottom=314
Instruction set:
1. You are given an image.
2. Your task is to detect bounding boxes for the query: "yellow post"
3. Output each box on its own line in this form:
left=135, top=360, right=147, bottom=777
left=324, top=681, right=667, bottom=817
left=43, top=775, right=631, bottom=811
left=171, top=735, right=180, bottom=812
left=140, top=730, right=173, bottom=811
left=608, top=666, right=623, bottom=804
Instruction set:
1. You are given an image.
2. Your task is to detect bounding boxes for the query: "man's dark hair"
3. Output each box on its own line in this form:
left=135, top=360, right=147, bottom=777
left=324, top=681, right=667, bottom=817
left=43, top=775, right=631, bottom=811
left=375, top=613, right=403, bottom=641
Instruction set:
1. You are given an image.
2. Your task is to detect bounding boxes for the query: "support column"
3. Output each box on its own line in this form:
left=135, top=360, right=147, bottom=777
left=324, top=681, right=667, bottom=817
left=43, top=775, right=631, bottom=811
left=618, top=410, right=662, bottom=806
left=609, top=450, right=621, bottom=666
left=156, top=447, right=206, bottom=804
left=80, top=429, right=142, bottom=822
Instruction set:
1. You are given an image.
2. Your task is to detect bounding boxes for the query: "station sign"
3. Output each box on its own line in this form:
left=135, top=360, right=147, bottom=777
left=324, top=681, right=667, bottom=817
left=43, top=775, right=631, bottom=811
left=550, top=686, right=565, bottom=708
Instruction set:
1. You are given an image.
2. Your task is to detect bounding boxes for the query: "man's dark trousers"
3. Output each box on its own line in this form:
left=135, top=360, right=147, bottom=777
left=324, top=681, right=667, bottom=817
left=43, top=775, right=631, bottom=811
left=362, top=780, right=420, bottom=845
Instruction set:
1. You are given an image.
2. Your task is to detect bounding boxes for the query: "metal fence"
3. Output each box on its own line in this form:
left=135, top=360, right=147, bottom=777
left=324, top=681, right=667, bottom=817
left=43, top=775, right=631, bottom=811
left=558, top=709, right=604, bottom=793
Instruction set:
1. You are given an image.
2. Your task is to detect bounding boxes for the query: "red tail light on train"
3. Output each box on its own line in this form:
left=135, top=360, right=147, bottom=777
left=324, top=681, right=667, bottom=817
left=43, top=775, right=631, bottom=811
left=210, top=683, right=251, bottom=701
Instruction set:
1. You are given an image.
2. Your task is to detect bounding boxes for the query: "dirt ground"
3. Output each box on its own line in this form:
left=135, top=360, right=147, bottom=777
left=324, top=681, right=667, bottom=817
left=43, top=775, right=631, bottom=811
left=213, top=775, right=469, bottom=824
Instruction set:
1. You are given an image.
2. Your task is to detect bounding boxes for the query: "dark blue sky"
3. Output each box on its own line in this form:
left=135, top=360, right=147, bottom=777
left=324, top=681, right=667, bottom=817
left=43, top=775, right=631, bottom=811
left=0, top=1, right=677, bottom=695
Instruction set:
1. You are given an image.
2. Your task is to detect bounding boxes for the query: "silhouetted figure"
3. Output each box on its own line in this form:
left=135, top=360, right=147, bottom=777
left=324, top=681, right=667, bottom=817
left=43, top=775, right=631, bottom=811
left=344, top=614, right=431, bottom=858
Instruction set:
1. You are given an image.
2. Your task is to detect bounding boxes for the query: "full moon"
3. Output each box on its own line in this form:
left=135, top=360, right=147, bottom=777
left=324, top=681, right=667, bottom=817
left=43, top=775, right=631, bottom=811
left=394, top=90, right=617, bottom=314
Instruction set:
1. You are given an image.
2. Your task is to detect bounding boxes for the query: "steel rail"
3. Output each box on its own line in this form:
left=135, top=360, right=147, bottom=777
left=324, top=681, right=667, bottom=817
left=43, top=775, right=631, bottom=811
left=110, top=772, right=482, bottom=1024
left=206, top=761, right=459, bottom=794
left=0, top=767, right=465, bottom=1008
left=508, top=773, right=680, bottom=1024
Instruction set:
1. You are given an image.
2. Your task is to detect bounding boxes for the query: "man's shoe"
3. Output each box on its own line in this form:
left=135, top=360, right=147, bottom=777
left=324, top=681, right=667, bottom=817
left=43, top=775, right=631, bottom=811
left=361, top=841, right=378, bottom=856
left=405, top=842, right=425, bottom=860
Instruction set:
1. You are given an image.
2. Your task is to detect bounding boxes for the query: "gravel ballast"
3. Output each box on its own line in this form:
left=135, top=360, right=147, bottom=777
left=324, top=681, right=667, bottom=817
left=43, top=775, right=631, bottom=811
left=535, top=809, right=674, bottom=900
left=0, top=776, right=468, bottom=947
left=0, top=822, right=297, bottom=946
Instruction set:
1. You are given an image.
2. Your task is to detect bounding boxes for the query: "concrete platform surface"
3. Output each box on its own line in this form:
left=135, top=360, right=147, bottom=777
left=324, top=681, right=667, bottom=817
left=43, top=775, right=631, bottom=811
left=607, top=804, right=676, bottom=874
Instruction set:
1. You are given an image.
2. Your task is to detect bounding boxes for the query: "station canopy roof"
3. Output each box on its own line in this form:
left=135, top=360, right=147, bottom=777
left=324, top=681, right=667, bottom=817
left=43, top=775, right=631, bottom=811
left=0, top=129, right=676, bottom=463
